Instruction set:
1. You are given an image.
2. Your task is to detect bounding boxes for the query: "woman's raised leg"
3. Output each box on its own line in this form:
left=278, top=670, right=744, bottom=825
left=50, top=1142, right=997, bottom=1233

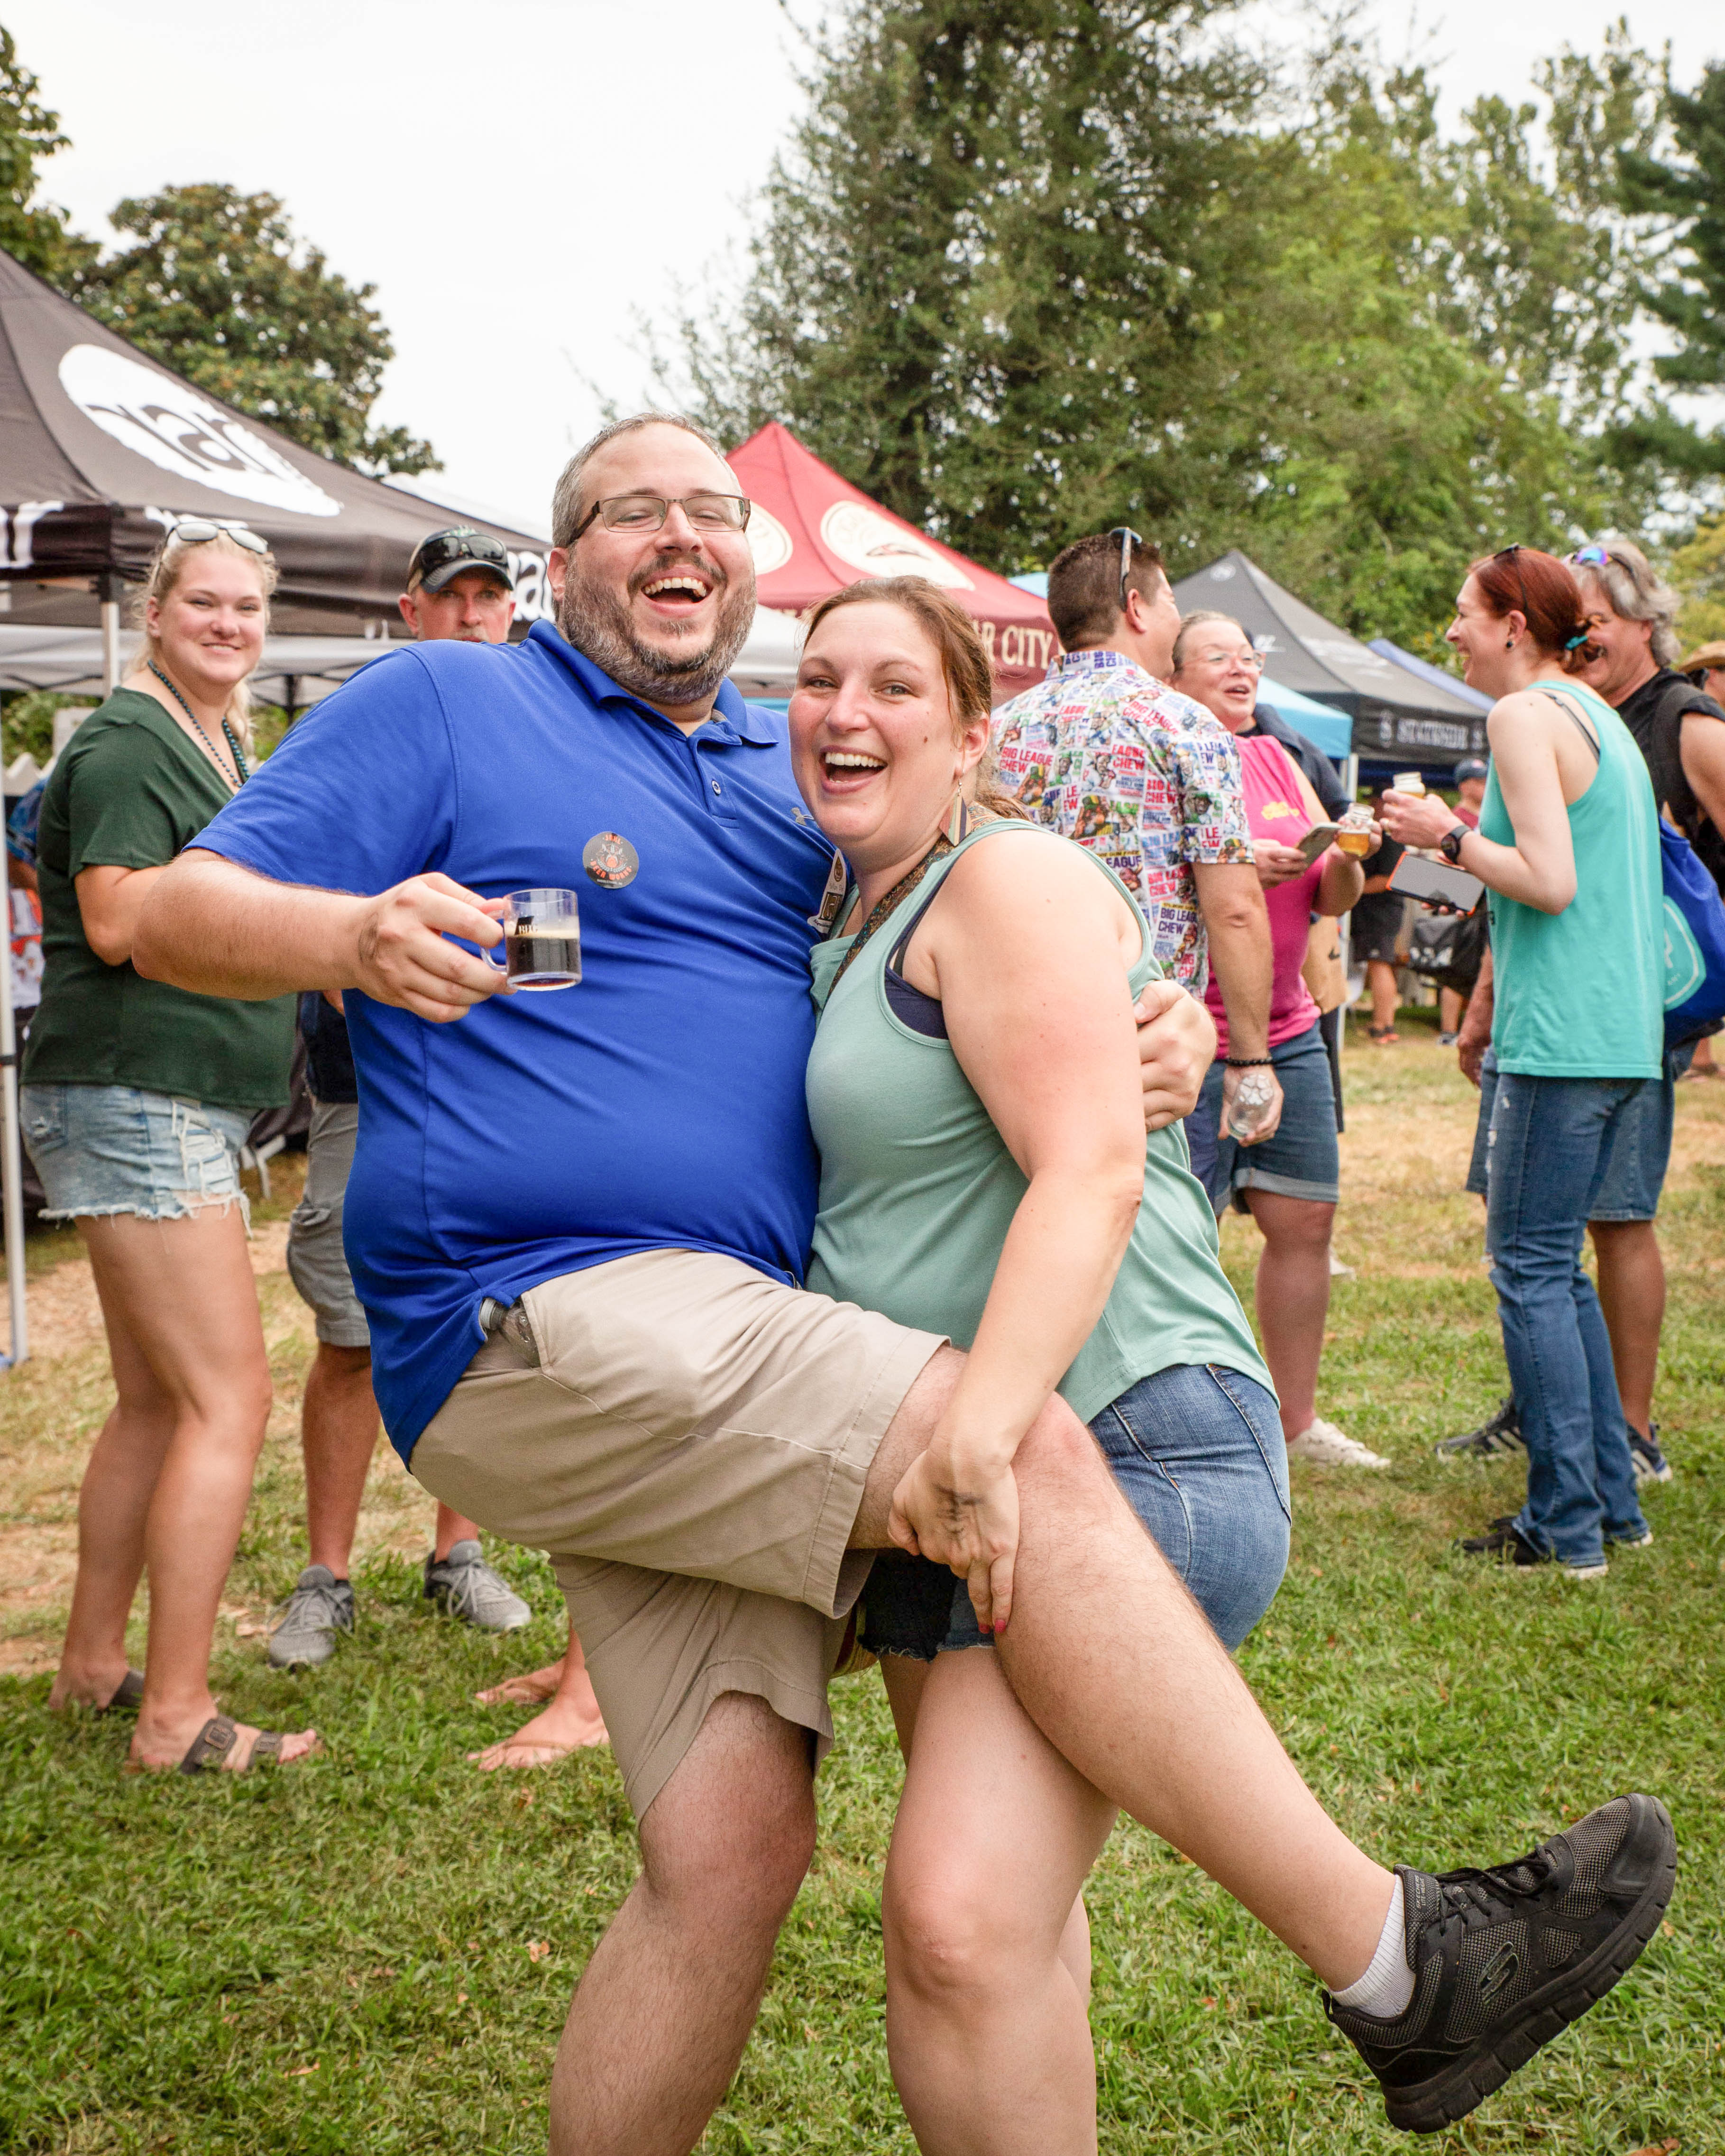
left=881, top=1649, right=1117, bottom=2156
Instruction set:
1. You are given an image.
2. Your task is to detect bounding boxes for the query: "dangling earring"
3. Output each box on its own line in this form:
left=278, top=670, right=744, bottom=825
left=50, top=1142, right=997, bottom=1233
left=945, top=789, right=968, bottom=846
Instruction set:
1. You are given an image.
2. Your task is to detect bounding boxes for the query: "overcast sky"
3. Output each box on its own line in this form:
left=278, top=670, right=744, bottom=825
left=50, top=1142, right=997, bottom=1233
left=9, top=0, right=1719, bottom=540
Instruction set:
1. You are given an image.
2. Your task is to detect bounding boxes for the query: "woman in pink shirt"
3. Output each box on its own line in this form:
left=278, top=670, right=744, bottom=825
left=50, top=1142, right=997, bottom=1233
left=1171, top=613, right=1385, bottom=1469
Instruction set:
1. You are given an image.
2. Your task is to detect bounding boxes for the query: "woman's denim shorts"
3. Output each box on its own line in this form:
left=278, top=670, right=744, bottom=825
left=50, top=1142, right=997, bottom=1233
left=860, top=1362, right=1291, bottom=1660
left=1185, top=1019, right=1340, bottom=1216
left=21, top=1083, right=254, bottom=1225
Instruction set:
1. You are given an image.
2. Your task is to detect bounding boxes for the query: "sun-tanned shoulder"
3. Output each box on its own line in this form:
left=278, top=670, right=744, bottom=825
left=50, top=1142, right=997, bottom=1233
left=930, top=824, right=1142, bottom=958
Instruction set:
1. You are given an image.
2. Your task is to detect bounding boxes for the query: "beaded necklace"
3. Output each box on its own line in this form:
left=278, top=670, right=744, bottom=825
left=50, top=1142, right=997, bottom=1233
left=147, top=661, right=249, bottom=789
left=831, top=800, right=996, bottom=988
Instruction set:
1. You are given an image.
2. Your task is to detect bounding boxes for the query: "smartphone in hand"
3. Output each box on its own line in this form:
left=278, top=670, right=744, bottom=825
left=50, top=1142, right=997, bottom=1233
left=1296, top=822, right=1342, bottom=863
left=1389, top=853, right=1485, bottom=915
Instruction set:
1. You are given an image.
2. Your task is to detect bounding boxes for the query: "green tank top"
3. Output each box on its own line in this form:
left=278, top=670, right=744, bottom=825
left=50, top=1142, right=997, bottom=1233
left=804, top=822, right=1272, bottom=1423
left=1478, top=680, right=1663, bottom=1079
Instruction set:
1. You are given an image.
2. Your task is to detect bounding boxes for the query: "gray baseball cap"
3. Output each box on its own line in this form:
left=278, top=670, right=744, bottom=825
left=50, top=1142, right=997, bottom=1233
left=407, top=526, right=514, bottom=595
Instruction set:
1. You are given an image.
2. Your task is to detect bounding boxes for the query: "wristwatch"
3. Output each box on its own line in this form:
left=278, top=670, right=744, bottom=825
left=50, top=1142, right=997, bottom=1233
left=1439, top=823, right=1469, bottom=864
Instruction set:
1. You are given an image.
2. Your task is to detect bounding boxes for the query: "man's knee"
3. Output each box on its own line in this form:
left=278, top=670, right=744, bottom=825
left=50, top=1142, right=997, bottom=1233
left=638, top=1693, right=816, bottom=1929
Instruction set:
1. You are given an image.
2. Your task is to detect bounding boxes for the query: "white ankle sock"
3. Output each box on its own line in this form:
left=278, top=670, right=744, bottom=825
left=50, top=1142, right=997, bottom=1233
left=1331, top=1876, right=1415, bottom=2018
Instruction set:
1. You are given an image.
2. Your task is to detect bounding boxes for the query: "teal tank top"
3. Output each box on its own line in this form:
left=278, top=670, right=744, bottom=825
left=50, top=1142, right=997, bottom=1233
left=804, top=821, right=1272, bottom=1422
left=1478, top=680, right=1663, bottom=1079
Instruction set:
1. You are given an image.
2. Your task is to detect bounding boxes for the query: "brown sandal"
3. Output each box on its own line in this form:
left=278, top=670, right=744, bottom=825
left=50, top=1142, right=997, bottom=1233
left=97, top=1670, right=146, bottom=1714
left=178, top=1714, right=287, bottom=1775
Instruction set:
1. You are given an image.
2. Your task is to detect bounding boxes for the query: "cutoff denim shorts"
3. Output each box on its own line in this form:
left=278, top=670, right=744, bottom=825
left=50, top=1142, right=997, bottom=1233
left=20, top=1083, right=254, bottom=1225
left=1186, top=1019, right=1341, bottom=1215
left=860, top=1362, right=1291, bottom=1659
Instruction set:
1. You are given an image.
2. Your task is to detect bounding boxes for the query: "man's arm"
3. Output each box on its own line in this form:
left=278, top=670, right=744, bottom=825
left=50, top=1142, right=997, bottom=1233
left=1680, top=712, right=1725, bottom=840
left=134, top=850, right=509, bottom=1023
left=1192, top=861, right=1283, bottom=1145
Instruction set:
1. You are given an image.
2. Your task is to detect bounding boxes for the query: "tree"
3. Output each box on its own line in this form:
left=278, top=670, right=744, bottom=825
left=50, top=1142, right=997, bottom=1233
left=1670, top=514, right=1725, bottom=646
left=1617, top=62, right=1725, bottom=476
left=0, top=24, right=94, bottom=282
left=673, top=1, right=1661, bottom=649
left=68, top=183, right=437, bottom=476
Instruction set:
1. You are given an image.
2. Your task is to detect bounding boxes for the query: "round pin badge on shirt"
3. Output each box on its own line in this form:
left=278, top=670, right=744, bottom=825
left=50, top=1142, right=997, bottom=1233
left=583, top=832, right=639, bottom=889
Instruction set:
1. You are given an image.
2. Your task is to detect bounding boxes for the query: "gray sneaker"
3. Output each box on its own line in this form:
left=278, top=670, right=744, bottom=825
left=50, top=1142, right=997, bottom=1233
left=267, top=1565, right=355, bottom=1669
left=423, top=1541, right=532, bottom=1632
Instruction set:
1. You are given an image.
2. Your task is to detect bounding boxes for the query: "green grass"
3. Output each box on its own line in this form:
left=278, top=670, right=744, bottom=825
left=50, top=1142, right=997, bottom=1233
left=2, top=1034, right=1722, bottom=2152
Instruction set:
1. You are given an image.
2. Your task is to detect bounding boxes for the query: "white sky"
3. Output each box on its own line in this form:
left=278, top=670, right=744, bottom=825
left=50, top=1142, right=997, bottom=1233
left=8, top=0, right=1719, bottom=540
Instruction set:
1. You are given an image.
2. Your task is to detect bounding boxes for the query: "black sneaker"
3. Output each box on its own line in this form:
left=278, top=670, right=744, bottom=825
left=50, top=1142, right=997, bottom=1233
left=1327, top=1794, right=1677, bottom=2133
left=1435, top=1397, right=1523, bottom=1462
left=1459, top=1516, right=1543, bottom=1567
left=1627, top=1424, right=1673, bottom=1485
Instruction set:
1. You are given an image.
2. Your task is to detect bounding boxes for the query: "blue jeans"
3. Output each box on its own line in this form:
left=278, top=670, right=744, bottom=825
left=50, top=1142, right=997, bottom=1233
left=860, top=1363, right=1291, bottom=1658
left=1484, top=1072, right=1652, bottom=1567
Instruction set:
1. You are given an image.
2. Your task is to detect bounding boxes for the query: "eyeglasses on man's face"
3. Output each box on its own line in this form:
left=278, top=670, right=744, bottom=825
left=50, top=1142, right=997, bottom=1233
left=571, top=493, right=752, bottom=542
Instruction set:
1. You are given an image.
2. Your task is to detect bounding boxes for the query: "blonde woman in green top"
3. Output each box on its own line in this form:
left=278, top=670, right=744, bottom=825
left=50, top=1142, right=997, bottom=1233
left=31, top=527, right=313, bottom=1776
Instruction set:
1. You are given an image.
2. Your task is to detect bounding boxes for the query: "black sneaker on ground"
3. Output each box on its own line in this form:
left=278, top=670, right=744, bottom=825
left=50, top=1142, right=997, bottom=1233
left=1435, top=1397, right=1524, bottom=1462
left=1627, top=1424, right=1673, bottom=1485
left=1459, top=1515, right=1543, bottom=1567
left=1327, top=1794, right=1677, bottom=2134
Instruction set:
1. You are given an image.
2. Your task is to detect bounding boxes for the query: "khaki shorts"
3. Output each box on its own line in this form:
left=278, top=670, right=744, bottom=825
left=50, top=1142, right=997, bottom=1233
left=411, top=1248, right=944, bottom=1819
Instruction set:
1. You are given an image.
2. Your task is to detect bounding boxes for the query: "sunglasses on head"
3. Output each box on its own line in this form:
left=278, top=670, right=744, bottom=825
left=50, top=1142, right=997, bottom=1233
left=1567, top=544, right=1612, bottom=569
left=171, top=519, right=269, bottom=555
left=1107, top=525, right=1143, bottom=614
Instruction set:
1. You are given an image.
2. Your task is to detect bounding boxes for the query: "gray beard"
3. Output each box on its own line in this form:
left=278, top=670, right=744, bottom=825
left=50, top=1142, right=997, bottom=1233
left=558, top=565, right=754, bottom=709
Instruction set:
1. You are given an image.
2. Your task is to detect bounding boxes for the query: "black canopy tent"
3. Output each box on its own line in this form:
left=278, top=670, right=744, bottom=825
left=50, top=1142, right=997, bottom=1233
left=1171, top=550, right=1487, bottom=776
left=0, top=245, right=554, bottom=651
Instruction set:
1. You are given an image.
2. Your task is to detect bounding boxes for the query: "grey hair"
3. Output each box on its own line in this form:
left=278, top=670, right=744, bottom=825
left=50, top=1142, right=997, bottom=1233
left=550, top=412, right=729, bottom=550
left=1572, top=535, right=1681, bottom=668
left=1170, top=607, right=1248, bottom=673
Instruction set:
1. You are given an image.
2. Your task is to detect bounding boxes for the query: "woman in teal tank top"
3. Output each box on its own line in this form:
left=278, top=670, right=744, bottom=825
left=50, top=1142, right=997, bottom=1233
left=1381, top=548, right=1654, bottom=1579
left=792, top=576, right=1286, bottom=2155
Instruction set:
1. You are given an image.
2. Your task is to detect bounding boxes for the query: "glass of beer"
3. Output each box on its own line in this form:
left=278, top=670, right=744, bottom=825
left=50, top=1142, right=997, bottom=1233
left=484, top=888, right=581, bottom=991
left=1393, top=770, right=1427, bottom=796
left=1336, top=805, right=1373, bottom=858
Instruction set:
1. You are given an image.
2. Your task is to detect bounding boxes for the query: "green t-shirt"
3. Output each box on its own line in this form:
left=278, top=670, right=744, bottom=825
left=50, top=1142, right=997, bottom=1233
left=805, top=821, right=1272, bottom=1423
left=22, top=688, right=295, bottom=1111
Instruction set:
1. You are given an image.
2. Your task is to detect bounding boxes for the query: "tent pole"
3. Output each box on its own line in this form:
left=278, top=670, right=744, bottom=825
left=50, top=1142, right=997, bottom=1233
left=100, top=571, right=124, bottom=696
left=0, top=890, right=26, bottom=1372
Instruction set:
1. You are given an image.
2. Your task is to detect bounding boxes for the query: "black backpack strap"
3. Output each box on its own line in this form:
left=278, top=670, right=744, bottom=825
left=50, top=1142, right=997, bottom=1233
left=1532, top=685, right=1601, bottom=763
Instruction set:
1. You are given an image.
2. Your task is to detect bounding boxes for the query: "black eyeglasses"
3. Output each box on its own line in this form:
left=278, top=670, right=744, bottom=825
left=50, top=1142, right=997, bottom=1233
left=1108, top=525, right=1142, bottom=614
left=569, top=493, right=752, bottom=542
left=170, top=519, right=269, bottom=556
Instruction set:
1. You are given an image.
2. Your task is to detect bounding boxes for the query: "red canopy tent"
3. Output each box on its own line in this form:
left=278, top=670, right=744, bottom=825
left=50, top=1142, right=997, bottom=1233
left=727, top=423, right=1057, bottom=701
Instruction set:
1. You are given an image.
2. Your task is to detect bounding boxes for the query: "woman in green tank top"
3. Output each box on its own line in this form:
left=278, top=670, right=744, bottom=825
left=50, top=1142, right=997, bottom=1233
left=792, top=577, right=1286, bottom=2155
left=1381, top=548, right=1655, bottom=1580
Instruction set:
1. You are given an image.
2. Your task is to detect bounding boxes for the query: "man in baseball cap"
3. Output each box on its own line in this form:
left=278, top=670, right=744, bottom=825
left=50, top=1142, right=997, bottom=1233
left=1451, top=757, right=1488, bottom=820
left=399, top=526, right=516, bottom=644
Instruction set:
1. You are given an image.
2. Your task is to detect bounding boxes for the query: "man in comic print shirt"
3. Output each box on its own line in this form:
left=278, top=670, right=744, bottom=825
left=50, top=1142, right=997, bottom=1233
left=994, top=529, right=1283, bottom=1143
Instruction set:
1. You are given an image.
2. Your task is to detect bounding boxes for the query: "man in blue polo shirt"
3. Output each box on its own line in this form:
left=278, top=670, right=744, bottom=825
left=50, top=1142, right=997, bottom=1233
left=137, top=417, right=1667, bottom=2156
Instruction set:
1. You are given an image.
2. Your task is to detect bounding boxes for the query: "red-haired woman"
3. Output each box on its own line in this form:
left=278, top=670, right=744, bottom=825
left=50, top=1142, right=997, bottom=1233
left=1382, top=549, right=1659, bottom=1577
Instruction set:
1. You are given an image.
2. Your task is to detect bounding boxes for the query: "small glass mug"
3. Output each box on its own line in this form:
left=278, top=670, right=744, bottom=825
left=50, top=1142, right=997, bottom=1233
left=483, top=888, right=581, bottom=991
left=1393, top=770, right=1427, bottom=797
left=1336, top=804, right=1374, bottom=858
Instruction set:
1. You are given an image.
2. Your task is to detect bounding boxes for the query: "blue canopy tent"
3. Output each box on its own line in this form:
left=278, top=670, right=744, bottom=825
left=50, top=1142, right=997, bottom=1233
left=1256, top=681, right=1351, bottom=760
left=1367, top=638, right=1493, bottom=716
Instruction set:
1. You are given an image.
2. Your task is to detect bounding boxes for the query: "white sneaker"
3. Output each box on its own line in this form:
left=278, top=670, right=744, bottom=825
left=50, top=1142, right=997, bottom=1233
left=1328, top=1249, right=1355, bottom=1277
left=1286, top=1417, right=1391, bottom=1469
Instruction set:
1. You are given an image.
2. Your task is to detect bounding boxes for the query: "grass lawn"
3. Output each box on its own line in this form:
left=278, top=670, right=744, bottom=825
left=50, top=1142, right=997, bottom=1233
left=3, top=1017, right=1721, bottom=2153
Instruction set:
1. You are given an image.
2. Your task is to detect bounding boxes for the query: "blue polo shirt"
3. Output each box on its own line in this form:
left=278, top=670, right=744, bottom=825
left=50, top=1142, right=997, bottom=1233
left=194, top=620, right=835, bottom=1460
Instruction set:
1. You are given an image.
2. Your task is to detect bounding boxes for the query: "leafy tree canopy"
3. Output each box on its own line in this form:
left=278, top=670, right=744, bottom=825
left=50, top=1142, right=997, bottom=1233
left=670, top=0, right=1683, bottom=649
left=0, top=24, right=94, bottom=283
left=67, top=184, right=437, bottom=476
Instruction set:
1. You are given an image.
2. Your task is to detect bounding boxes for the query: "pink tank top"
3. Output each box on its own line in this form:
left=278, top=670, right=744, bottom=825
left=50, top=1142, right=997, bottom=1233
left=1204, top=733, right=1321, bottom=1055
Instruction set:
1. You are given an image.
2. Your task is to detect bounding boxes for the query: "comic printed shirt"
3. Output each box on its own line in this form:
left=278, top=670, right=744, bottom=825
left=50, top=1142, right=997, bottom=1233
left=991, top=649, right=1254, bottom=991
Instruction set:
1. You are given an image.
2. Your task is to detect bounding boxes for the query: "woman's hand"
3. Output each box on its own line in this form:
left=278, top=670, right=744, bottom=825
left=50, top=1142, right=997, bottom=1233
left=1252, top=839, right=1310, bottom=887
left=1133, top=978, right=1215, bottom=1128
left=1378, top=790, right=1457, bottom=848
left=889, top=1443, right=1022, bottom=1635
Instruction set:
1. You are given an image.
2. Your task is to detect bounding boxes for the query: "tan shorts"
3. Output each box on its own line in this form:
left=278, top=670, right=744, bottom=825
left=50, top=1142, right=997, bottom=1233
left=411, top=1248, right=944, bottom=1819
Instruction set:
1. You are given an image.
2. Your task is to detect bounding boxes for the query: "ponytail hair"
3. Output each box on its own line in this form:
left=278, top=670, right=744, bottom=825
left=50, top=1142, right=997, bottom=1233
left=1468, top=548, right=1598, bottom=673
